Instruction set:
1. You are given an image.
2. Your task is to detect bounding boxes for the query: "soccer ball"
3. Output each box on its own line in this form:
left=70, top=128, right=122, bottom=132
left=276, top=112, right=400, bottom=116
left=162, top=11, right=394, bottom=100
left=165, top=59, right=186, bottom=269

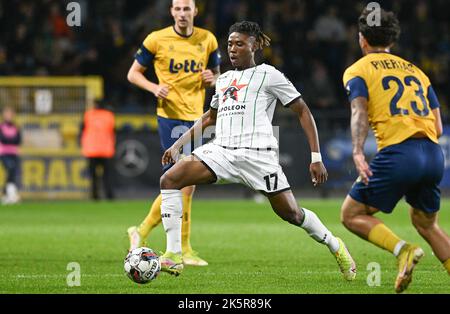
left=124, top=247, right=161, bottom=284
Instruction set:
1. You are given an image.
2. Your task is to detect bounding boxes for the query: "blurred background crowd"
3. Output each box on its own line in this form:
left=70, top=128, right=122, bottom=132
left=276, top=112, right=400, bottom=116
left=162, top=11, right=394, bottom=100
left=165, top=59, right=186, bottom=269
left=1, top=0, right=448, bottom=126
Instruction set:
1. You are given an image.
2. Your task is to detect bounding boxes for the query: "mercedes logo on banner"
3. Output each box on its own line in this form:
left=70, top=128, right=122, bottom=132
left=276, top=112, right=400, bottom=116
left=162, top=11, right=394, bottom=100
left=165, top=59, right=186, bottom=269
left=116, top=140, right=149, bottom=177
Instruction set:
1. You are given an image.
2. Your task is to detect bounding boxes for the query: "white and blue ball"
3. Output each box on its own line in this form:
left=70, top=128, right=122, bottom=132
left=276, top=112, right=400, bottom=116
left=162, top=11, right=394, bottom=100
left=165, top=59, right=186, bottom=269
left=124, top=247, right=161, bottom=284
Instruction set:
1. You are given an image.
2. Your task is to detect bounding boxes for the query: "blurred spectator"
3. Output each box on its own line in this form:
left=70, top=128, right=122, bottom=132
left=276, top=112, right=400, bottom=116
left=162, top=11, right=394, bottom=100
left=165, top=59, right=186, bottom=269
left=0, top=45, right=8, bottom=74
left=0, top=0, right=448, bottom=124
left=302, top=60, right=337, bottom=109
left=80, top=99, right=116, bottom=200
left=313, top=6, right=346, bottom=42
left=49, top=2, right=71, bottom=38
left=0, top=106, right=21, bottom=205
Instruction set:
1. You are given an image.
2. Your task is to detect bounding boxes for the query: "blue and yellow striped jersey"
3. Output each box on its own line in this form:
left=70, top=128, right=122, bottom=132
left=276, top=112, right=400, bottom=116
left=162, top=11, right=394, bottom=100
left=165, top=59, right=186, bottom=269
left=135, top=26, right=221, bottom=121
left=343, top=53, right=440, bottom=151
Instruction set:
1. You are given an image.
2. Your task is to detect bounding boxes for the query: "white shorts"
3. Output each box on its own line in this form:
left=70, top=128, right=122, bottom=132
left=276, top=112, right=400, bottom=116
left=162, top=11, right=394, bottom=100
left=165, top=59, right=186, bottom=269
left=192, top=143, right=291, bottom=195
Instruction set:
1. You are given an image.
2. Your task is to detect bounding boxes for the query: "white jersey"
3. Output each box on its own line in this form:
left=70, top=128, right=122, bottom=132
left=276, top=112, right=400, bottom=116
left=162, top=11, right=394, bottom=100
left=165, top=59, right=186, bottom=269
left=210, top=63, right=301, bottom=149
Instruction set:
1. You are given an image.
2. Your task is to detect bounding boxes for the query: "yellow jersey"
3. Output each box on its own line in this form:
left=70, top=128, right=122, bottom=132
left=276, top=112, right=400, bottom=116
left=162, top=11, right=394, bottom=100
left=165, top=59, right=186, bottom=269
left=135, top=26, right=221, bottom=121
left=343, top=52, right=440, bottom=151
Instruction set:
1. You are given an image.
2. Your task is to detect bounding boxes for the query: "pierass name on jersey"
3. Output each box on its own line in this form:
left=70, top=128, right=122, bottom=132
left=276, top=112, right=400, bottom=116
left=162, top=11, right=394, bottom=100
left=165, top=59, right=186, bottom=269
left=370, top=59, right=415, bottom=73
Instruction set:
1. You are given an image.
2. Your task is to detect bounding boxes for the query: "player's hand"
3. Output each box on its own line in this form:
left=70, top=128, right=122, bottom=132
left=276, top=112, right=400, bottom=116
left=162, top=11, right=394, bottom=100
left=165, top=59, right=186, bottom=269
left=162, top=144, right=181, bottom=166
left=353, top=153, right=372, bottom=185
left=310, top=162, right=328, bottom=187
left=201, top=69, right=215, bottom=86
left=153, top=84, right=169, bottom=99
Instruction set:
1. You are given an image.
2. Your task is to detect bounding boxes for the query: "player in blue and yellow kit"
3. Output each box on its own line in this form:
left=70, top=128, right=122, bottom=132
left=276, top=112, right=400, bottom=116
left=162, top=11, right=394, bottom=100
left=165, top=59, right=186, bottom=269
left=127, top=0, right=221, bottom=266
left=340, top=8, right=450, bottom=293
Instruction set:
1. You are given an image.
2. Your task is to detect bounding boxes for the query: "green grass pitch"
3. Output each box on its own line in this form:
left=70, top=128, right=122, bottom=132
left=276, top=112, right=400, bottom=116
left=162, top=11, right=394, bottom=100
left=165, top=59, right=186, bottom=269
left=0, top=198, right=449, bottom=294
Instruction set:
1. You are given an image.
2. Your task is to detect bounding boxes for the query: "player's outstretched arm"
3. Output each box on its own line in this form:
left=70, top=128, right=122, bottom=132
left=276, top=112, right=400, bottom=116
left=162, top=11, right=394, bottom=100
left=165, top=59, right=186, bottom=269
left=162, top=109, right=217, bottom=165
left=289, top=98, right=328, bottom=186
left=350, top=96, right=373, bottom=185
left=127, top=60, right=169, bottom=99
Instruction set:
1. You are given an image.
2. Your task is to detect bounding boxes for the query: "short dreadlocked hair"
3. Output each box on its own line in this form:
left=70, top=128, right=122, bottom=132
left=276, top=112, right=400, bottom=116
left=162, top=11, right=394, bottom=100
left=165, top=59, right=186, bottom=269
left=358, top=8, right=401, bottom=47
left=228, top=21, right=271, bottom=50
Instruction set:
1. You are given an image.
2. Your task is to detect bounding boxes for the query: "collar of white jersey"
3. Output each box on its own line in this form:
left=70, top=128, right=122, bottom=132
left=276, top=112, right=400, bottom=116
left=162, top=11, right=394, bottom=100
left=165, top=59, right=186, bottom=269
left=233, top=63, right=264, bottom=71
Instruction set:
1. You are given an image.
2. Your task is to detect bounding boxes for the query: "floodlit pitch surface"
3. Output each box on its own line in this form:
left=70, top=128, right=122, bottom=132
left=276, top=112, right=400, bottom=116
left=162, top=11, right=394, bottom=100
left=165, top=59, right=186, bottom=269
left=0, top=199, right=449, bottom=294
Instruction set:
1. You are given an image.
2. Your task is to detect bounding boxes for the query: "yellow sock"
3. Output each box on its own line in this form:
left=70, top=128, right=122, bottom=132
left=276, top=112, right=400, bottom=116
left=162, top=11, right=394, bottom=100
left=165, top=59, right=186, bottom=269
left=368, top=223, right=402, bottom=254
left=444, top=259, right=450, bottom=275
left=138, top=194, right=162, bottom=238
left=181, top=193, right=193, bottom=253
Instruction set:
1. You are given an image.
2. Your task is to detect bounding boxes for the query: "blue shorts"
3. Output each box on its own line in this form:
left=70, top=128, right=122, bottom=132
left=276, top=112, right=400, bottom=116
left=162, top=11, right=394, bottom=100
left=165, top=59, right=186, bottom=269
left=157, top=116, right=202, bottom=172
left=349, top=138, right=444, bottom=214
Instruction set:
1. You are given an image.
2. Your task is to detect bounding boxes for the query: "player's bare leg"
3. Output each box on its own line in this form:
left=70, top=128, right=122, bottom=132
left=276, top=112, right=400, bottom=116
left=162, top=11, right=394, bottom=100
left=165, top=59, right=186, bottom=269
left=161, top=156, right=216, bottom=190
left=182, top=185, right=195, bottom=195
left=410, top=208, right=450, bottom=274
left=341, top=196, right=424, bottom=293
left=159, top=156, right=216, bottom=275
left=340, top=195, right=382, bottom=238
left=268, top=190, right=356, bottom=281
left=267, top=190, right=303, bottom=226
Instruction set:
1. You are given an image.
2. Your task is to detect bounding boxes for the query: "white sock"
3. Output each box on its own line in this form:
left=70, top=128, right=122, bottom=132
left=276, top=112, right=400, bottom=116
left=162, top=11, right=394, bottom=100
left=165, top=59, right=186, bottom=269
left=393, top=240, right=406, bottom=257
left=161, top=189, right=183, bottom=254
left=301, top=208, right=340, bottom=253
left=6, top=183, right=18, bottom=197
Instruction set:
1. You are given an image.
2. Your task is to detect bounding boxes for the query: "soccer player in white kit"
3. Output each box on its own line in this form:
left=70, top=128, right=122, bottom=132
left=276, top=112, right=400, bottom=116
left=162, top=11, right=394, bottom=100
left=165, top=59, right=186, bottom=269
left=157, top=21, right=357, bottom=281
